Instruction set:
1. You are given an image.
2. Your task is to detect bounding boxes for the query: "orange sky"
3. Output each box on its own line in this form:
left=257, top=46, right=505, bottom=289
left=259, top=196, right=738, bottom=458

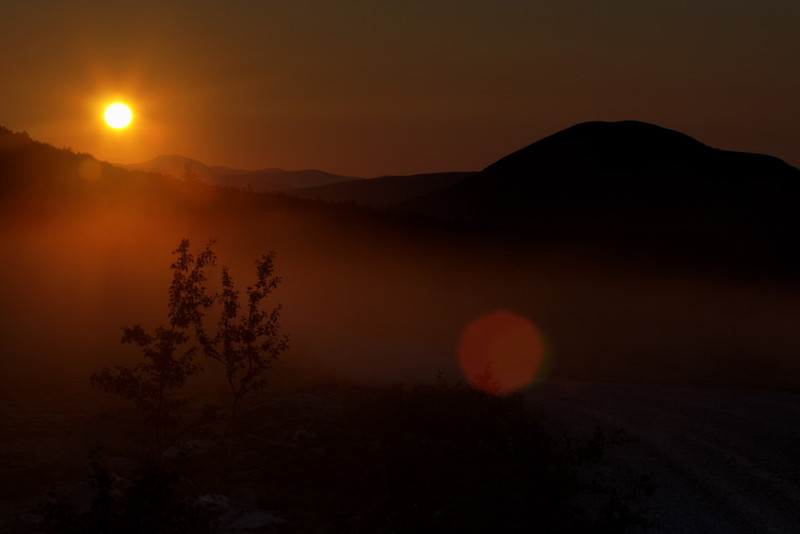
left=1, top=1, right=798, bottom=177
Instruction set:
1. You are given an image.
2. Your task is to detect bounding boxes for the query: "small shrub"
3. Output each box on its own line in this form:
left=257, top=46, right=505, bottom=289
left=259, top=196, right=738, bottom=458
left=197, top=252, right=289, bottom=419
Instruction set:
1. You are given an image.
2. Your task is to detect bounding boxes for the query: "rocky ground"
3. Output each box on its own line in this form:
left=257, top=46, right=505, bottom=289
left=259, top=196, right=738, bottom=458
left=1, top=371, right=797, bottom=532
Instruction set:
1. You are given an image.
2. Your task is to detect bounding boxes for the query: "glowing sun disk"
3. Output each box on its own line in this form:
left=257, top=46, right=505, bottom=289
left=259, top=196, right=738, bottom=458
left=104, top=103, right=133, bottom=129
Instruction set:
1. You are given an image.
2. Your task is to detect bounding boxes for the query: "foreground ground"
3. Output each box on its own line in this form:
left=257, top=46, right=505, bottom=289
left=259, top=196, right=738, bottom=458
left=0, top=369, right=797, bottom=532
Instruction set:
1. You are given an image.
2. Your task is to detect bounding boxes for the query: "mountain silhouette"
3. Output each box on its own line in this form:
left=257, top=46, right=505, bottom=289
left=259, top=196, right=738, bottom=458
left=408, top=120, right=800, bottom=255
left=121, top=155, right=361, bottom=192
left=4, top=121, right=800, bottom=270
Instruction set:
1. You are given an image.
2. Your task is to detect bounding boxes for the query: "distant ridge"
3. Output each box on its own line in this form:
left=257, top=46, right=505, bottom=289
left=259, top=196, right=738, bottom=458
left=121, top=154, right=258, bottom=179
left=120, top=155, right=361, bottom=192
left=283, top=171, right=477, bottom=207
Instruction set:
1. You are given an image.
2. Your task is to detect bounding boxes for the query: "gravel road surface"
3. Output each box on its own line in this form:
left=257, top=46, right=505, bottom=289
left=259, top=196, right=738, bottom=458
left=528, top=381, right=800, bottom=533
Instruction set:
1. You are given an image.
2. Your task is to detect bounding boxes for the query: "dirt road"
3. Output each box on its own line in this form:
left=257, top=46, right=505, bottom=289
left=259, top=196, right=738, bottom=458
left=528, top=381, right=800, bottom=533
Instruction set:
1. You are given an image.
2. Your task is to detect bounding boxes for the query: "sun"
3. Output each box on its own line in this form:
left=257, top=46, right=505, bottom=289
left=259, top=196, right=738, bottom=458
left=104, top=103, right=133, bottom=129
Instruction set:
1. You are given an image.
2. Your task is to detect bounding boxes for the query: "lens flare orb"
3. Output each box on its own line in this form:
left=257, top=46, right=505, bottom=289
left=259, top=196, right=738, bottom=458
left=457, top=309, right=547, bottom=396
left=104, top=103, right=133, bottom=129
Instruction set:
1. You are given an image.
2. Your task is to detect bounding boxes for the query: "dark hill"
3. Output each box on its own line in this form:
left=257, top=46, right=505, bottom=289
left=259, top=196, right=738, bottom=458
left=408, top=120, right=800, bottom=259
left=0, top=126, right=162, bottom=207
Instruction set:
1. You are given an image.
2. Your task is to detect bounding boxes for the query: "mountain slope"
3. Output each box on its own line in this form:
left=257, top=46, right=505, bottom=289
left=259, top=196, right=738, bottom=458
left=283, top=171, right=476, bottom=207
left=223, top=168, right=361, bottom=193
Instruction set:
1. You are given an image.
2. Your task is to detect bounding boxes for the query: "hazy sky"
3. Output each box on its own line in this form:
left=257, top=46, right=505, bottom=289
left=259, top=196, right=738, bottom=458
left=1, top=1, right=797, bottom=176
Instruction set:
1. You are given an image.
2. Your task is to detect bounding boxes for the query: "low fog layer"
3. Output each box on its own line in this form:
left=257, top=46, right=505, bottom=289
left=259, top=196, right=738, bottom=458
left=2, top=185, right=799, bottom=390
left=2, top=126, right=799, bottom=392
